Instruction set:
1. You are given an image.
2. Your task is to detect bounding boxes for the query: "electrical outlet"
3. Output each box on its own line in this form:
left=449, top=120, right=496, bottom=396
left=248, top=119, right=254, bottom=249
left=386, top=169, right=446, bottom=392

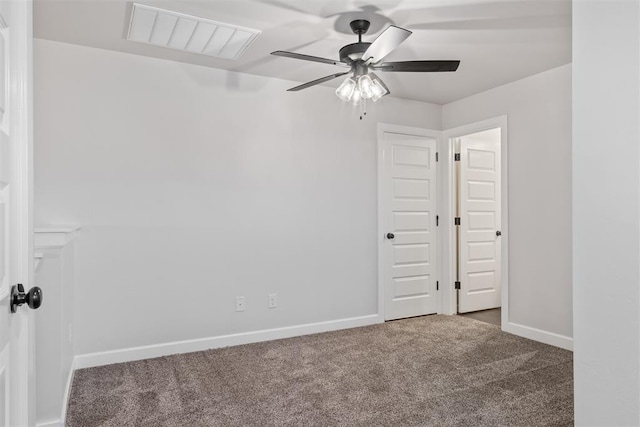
left=268, top=293, right=277, bottom=309
left=236, top=296, right=245, bottom=312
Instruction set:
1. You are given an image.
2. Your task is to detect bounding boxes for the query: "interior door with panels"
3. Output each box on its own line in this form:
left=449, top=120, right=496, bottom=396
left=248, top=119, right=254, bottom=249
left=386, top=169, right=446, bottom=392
left=380, top=128, right=438, bottom=320
left=457, top=130, right=501, bottom=313
left=0, top=0, right=37, bottom=425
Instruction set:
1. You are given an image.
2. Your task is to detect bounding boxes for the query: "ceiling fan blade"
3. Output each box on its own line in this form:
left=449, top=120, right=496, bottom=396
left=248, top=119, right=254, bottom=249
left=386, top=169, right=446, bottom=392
left=372, top=60, right=460, bottom=72
left=362, top=25, right=412, bottom=63
left=271, top=51, right=350, bottom=68
left=287, top=71, right=351, bottom=92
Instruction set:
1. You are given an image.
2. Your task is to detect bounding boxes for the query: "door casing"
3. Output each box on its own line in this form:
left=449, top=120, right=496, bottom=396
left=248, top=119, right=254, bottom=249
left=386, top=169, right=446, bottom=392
left=440, top=116, right=509, bottom=327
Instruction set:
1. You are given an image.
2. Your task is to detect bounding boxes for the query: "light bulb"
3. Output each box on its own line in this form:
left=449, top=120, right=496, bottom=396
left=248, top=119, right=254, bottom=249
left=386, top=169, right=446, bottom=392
left=357, top=75, right=375, bottom=99
left=371, top=78, right=389, bottom=102
left=335, top=77, right=356, bottom=102
left=351, top=87, right=362, bottom=104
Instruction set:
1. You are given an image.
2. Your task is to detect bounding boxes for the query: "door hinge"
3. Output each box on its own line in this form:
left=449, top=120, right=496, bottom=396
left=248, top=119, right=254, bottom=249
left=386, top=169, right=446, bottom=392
left=454, top=217, right=461, bottom=226
left=454, top=153, right=461, bottom=161
left=436, top=152, right=439, bottom=162
left=436, top=215, right=439, bottom=226
left=455, top=281, right=461, bottom=290
left=436, top=281, right=439, bottom=291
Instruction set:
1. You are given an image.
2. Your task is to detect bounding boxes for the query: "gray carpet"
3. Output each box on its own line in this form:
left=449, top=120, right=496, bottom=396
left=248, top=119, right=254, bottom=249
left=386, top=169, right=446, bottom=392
left=67, top=315, right=573, bottom=426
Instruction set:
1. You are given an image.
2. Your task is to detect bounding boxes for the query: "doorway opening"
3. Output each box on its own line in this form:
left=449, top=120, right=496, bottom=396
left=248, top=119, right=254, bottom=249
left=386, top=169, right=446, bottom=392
left=440, top=117, right=508, bottom=329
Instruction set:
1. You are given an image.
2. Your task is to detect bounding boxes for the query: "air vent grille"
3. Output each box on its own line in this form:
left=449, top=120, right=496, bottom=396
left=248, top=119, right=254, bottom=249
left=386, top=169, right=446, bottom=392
left=127, top=4, right=261, bottom=60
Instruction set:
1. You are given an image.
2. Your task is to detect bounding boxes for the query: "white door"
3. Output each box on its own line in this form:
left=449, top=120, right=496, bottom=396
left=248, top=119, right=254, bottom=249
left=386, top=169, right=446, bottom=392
left=457, top=129, right=501, bottom=313
left=379, top=126, right=438, bottom=321
left=0, top=0, right=35, bottom=425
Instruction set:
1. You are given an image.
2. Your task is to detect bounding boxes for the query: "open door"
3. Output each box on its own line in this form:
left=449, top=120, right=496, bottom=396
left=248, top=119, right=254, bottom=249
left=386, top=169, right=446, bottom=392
left=457, top=129, right=501, bottom=313
left=0, top=0, right=36, bottom=424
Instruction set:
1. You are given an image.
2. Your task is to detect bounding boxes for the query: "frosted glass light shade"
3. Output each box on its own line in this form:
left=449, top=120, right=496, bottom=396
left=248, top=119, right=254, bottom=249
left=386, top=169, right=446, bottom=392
left=357, top=75, right=375, bottom=99
left=336, top=77, right=356, bottom=102
left=351, top=87, right=362, bottom=104
left=336, top=74, right=389, bottom=104
left=371, top=78, right=389, bottom=102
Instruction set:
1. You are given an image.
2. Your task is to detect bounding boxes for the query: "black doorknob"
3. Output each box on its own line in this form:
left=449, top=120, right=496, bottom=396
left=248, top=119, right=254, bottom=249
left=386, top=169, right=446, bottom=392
left=386, top=233, right=395, bottom=240
left=10, top=284, right=43, bottom=313
left=496, top=230, right=502, bottom=236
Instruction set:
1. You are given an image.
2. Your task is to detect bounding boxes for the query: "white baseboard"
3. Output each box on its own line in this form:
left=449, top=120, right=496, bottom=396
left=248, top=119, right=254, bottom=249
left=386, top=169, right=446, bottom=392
left=503, top=321, right=573, bottom=351
left=74, top=314, right=383, bottom=370
left=60, top=359, right=76, bottom=426
left=36, top=419, right=62, bottom=427
left=36, top=359, right=76, bottom=427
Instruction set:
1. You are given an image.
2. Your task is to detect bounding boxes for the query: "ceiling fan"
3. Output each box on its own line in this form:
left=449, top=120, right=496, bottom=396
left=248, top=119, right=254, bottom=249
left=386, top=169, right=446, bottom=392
left=271, top=19, right=460, bottom=103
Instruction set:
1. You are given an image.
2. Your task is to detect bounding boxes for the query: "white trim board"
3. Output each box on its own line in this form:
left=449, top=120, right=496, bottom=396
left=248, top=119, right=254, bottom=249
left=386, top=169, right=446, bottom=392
left=503, top=322, right=573, bottom=351
left=34, top=225, right=81, bottom=249
left=74, top=314, right=382, bottom=369
left=36, top=358, right=75, bottom=427
left=60, top=360, right=75, bottom=426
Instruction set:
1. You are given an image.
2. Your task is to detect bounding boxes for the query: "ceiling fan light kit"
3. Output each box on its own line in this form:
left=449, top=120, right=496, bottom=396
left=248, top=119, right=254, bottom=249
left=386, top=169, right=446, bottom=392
left=271, top=18, right=460, bottom=118
left=335, top=73, right=388, bottom=103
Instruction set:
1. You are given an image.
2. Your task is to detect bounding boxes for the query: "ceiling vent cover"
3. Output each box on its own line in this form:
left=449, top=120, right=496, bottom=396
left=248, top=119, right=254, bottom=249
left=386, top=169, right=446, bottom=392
left=127, top=3, right=261, bottom=60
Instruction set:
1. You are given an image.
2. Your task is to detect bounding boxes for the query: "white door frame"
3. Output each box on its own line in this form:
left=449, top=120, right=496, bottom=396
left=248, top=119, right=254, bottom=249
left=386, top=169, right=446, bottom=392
left=440, top=116, right=509, bottom=328
left=377, top=123, right=441, bottom=320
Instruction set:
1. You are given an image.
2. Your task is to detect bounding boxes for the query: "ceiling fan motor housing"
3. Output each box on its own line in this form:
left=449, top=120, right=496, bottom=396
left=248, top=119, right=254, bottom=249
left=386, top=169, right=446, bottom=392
left=339, top=42, right=372, bottom=63
left=340, top=19, right=372, bottom=63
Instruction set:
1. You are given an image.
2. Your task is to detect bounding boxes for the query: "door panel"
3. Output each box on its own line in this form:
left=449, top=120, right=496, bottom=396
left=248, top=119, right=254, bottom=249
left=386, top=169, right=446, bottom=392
left=467, top=180, right=495, bottom=200
left=381, top=130, right=437, bottom=320
left=0, top=0, right=34, bottom=424
left=458, top=130, right=501, bottom=313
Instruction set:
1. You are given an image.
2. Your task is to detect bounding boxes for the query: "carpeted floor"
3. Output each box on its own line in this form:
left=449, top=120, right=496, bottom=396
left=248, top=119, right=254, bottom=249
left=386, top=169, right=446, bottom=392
left=66, top=315, right=573, bottom=426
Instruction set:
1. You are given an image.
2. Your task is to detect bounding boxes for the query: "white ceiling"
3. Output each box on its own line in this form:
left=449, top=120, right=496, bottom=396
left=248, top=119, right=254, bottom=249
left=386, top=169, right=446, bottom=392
left=33, top=0, right=572, bottom=105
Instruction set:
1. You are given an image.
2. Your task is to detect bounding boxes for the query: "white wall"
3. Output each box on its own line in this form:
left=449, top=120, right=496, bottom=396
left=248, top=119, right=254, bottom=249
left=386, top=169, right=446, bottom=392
left=34, top=39, right=441, bottom=357
left=34, top=37, right=574, bottom=369
left=442, top=64, right=573, bottom=340
left=573, top=1, right=640, bottom=424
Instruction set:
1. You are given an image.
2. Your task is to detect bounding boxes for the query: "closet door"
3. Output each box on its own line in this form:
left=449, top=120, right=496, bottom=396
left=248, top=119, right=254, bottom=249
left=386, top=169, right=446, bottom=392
left=379, top=128, right=438, bottom=320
